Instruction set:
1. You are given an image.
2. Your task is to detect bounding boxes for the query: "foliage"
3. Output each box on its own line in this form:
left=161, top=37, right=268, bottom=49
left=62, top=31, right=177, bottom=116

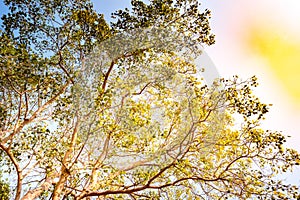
left=0, top=0, right=299, bottom=199
left=0, top=170, right=10, bottom=200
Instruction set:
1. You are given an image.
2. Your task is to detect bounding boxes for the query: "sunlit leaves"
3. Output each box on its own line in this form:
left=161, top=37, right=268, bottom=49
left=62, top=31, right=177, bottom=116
left=111, top=0, right=215, bottom=45
left=0, top=0, right=300, bottom=199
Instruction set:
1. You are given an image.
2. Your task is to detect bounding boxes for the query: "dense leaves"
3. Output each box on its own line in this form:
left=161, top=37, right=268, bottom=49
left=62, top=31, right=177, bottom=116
left=0, top=170, right=10, bottom=200
left=0, top=0, right=299, bottom=199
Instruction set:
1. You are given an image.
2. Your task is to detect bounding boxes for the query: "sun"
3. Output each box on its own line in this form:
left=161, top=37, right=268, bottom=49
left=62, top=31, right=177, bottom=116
left=247, top=26, right=300, bottom=106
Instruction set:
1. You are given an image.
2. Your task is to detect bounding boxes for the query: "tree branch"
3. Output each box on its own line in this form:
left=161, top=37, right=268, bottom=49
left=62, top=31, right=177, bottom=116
left=52, top=115, right=80, bottom=200
left=0, top=143, right=23, bottom=200
left=1, top=80, right=71, bottom=144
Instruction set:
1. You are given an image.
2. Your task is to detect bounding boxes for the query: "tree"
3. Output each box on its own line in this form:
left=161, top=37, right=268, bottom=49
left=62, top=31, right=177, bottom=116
left=0, top=0, right=299, bottom=199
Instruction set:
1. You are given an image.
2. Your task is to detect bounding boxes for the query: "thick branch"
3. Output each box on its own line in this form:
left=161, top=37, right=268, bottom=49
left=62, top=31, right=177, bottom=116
left=0, top=144, right=23, bottom=200
left=52, top=117, right=80, bottom=200
left=101, top=61, right=115, bottom=91
left=22, top=176, right=58, bottom=200
left=81, top=173, right=226, bottom=198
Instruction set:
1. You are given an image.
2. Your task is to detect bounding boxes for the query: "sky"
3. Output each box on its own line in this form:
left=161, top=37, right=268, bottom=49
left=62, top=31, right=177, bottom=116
left=198, top=0, right=300, bottom=185
left=0, top=0, right=299, bottom=185
left=199, top=0, right=300, bottom=150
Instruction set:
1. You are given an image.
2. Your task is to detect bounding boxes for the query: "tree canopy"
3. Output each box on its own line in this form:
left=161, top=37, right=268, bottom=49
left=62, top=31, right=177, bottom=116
left=0, top=0, right=300, bottom=199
